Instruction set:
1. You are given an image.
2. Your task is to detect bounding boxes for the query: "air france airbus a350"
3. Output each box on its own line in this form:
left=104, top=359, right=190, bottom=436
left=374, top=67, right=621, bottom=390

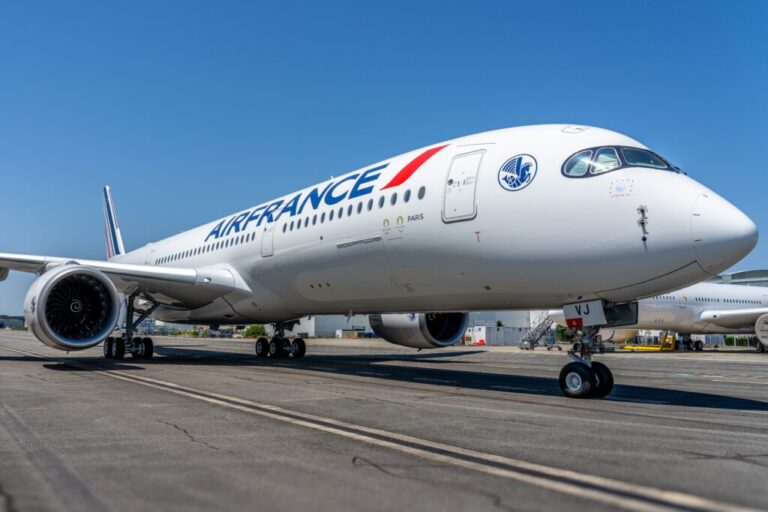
left=0, top=125, right=757, bottom=398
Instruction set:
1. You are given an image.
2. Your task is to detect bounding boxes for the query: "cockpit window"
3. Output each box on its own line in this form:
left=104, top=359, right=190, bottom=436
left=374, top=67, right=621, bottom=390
left=592, top=147, right=621, bottom=174
left=564, top=150, right=592, bottom=176
left=562, top=146, right=675, bottom=178
left=620, top=147, right=669, bottom=169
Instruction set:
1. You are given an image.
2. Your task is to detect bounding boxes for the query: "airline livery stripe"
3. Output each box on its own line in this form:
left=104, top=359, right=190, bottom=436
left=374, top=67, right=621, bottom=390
left=103, top=189, right=120, bottom=256
left=381, top=144, right=448, bottom=189
left=103, top=205, right=114, bottom=258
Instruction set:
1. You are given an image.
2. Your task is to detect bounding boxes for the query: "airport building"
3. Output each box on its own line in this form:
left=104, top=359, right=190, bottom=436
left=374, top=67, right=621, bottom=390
left=708, top=269, right=768, bottom=287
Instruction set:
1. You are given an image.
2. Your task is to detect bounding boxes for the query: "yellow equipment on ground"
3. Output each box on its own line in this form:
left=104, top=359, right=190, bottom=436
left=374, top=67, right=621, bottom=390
left=622, top=331, right=677, bottom=352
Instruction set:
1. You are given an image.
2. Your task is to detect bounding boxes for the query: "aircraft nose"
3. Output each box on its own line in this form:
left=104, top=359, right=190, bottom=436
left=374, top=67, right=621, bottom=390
left=692, top=193, right=758, bottom=274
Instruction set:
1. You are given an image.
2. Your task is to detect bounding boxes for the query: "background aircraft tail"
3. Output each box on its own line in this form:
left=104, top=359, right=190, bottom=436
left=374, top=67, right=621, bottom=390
left=103, top=186, right=126, bottom=260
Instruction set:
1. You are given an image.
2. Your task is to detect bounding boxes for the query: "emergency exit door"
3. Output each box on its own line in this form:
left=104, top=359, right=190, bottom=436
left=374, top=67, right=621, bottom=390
left=442, top=150, right=484, bottom=222
left=261, top=224, right=275, bottom=257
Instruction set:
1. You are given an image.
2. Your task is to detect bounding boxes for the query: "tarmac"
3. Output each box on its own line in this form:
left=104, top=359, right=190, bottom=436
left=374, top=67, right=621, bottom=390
left=0, top=330, right=767, bottom=512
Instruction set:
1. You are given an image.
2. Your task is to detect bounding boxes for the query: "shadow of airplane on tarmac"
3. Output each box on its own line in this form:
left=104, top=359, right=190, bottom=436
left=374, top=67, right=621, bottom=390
left=27, top=344, right=767, bottom=412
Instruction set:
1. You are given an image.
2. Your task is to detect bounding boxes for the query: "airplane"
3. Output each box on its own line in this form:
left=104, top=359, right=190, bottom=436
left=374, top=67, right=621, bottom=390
left=0, top=124, right=758, bottom=399
left=549, top=281, right=768, bottom=351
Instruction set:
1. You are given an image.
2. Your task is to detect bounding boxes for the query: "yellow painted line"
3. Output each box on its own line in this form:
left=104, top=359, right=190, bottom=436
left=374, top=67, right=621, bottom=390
left=0, top=344, right=760, bottom=512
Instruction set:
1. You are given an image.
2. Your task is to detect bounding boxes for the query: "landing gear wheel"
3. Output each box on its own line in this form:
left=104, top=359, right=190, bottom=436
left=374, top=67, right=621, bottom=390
left=756, top=342, right=766, bottom=353
left=291, top=338, right=306, bottom=359
left=693, top=340, right=704, bottom=352
left=107, top=337, right=125, bottom=360
left=255, top=338, right=269, bottom=358
left=590, top=361, right=614, bottom=398
left=103, top=337, right=114, bottom=359
left=268, top=338, right=286, bottom=358
left=140, top=337, right=154, bottom=360
left=559, top=362, right=596, bottom=399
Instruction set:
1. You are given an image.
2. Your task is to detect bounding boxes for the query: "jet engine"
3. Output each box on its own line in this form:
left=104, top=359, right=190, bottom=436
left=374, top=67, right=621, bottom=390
left=756, top=313, right=768, bottom=350
left=24, top=265, right=121, bottom=351
left=368, top=312, right=468, bottom=349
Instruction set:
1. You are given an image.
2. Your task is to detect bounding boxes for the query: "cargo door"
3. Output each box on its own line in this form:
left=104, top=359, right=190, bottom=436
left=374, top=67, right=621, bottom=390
left=442, top=150, right=484, bottom=222
left=260, top=224, right=275, bottom=257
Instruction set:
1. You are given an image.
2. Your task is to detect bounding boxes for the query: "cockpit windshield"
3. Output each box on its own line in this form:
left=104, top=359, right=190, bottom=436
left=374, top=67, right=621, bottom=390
left=619, top=147, right=668, bottom=169
left=562, top=146, right=674, bottom=178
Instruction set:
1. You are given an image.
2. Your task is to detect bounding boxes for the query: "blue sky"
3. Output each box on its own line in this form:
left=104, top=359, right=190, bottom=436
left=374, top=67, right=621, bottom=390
left=0, top=0, right=765, bottom=314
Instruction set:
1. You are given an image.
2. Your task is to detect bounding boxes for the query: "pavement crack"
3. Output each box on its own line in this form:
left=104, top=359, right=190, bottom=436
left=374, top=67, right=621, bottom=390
left=351, top=456, right=523, bottom=512
left=158, top=420, right=220, bottom=451
left=679, top=449, right=768, bottom=469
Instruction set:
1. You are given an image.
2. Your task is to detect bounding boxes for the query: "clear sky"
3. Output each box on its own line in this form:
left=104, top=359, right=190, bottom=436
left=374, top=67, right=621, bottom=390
left=0, top=1, right=765, bottom=315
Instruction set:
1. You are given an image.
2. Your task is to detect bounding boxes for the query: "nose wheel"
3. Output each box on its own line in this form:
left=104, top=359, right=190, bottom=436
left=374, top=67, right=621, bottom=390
left=559, top=326, right=615, bottom=399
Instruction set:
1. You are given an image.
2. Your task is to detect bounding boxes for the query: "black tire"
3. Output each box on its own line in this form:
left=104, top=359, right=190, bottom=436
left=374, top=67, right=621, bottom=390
left=693, top=340, right=704, bottom=352
left=292, top=338, right=306, bottom=359
left=255, top=338, right=269, bottom=358
left=112, top=337, right=125, bottom=360
left=141, top=338, right=154, bottom=360
left=591, top=361, right=614, bottom=398
left=103, top=337, right=114, bottom=359
left=268, top=338, right=285, bottom=358
left=756, top=342, right=766, bottom=353
left=559, top=362, right=596, bottom=399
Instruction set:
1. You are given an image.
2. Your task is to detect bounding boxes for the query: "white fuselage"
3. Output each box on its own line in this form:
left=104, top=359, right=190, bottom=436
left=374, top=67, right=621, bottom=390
left=551, top=282, right=768, bottom=336
left=112, top=125, right=757, bottom=325
left=635, top=283, right=768, bottom=334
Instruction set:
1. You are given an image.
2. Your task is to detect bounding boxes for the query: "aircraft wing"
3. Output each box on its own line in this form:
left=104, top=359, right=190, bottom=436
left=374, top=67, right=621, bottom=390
left=0, top=252, right=248, bottom=309
left=699, top=307, right=768, bottom=329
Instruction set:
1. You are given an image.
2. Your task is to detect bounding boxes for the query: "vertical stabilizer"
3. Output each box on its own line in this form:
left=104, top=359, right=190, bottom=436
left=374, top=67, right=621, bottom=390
left=103, top=186, right=126, bottom=259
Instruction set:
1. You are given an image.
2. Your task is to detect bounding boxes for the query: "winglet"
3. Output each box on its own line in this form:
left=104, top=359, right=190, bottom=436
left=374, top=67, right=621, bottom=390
left=103, top=186, right=126, bottom=259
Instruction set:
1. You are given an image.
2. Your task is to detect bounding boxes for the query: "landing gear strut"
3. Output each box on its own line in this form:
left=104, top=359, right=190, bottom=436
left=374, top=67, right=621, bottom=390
left=254, top=322, right=307, bottom=359
left=559, top=327, right=614, bottom=399
left=104, top=292, right=157, bottom=361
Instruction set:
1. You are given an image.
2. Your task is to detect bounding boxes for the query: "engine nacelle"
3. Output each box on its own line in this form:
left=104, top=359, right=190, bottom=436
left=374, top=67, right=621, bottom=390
left=369, top=312, right=468, bottom=349
left=25, top=265, right=121, bottom=351
left=756, top=313, right=768, bottom=349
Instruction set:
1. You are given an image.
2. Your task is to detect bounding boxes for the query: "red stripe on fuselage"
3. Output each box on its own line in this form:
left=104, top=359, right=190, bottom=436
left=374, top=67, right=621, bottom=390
left=381, top=144, right=448, bottom=190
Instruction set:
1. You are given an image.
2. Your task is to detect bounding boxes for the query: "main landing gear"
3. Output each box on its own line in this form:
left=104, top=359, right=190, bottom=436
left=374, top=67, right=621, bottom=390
left=254, top=322, right=307, bottom=359
left=680, top=334, right=704, bottom=352
left=104, top=292, right=158, bottom=361
left=559, top=327, right=614, bottom=399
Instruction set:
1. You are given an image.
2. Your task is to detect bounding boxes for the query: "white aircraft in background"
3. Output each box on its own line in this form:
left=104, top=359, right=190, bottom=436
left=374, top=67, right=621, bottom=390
left=0, top=124, right=758, bottom=398
left=550, top=282, right=768, bottom=351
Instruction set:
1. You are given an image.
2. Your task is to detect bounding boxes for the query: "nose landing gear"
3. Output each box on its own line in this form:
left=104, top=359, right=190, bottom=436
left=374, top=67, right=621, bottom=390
left=559, top=327, right=615, bottom=399
left=559, top=299, right=637, bottom=399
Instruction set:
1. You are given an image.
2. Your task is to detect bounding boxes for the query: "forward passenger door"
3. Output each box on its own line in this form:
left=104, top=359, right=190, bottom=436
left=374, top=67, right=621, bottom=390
left=442, top=150, right=484, bottom=222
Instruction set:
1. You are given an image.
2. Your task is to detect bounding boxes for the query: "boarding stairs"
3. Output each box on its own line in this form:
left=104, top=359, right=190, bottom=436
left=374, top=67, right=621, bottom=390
left=520, top=317, right=554, bottom=349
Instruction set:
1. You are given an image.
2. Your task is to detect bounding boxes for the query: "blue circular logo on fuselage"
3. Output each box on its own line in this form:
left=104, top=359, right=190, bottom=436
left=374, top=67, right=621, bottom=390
left=498, top=154, right=537, bottom=191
